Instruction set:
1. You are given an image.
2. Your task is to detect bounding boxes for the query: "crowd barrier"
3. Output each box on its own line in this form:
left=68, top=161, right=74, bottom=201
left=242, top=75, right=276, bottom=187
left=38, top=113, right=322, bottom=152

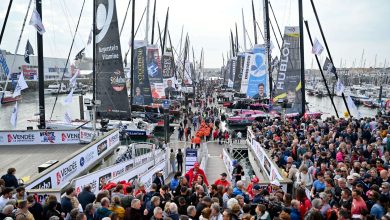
left=0, top=130, right=80, bottom=145
left=25, top=130, right=120, bottom=190
left=222, top=148, right=233, bottom=179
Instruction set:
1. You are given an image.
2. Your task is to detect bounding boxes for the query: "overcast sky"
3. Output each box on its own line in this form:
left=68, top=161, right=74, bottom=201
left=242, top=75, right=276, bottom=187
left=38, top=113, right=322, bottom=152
left=0, top=0, right=389, bottom=69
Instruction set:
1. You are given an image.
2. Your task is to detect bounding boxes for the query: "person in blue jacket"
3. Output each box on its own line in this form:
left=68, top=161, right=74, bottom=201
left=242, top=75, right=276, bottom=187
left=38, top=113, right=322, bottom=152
left=1, top=168, right=18, bottom=189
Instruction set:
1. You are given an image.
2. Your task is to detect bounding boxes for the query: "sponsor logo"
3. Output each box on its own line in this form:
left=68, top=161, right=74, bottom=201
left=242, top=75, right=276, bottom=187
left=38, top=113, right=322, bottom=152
left=80, top=157, right=85, bottom=167
left=7, top=133, right=35, bottom=143
left=32, top=177, right=52, bottom=189
left=56, top=161, right=78, bottom=185
left=97, top=140, right=108, bottom=156
left=110, top=69, right=126, bottom=92
left=40, top=131, right=56, bottom=143
left=0, top=135, right=4, bottom=143
left=108, top=133, right=119, bottom=146
left=61, top=132, right=80, bottom=142
left=84, top=151, right=94, bottom=164
left=80, top=130, right=94, bottom=141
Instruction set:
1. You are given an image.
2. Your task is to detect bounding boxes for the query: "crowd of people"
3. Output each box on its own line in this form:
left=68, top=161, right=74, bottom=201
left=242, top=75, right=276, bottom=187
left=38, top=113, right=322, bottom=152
left=2, top=91, right=390, bottom=220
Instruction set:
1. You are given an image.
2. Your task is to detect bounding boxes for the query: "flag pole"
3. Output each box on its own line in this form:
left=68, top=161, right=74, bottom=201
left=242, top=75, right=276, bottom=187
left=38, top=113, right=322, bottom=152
left=1, top=0, right=33, bottom=104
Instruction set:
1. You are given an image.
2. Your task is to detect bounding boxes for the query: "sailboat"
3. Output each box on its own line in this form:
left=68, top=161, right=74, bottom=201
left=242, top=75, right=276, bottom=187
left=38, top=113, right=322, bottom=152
left=0, top=86, right=21, bottom=104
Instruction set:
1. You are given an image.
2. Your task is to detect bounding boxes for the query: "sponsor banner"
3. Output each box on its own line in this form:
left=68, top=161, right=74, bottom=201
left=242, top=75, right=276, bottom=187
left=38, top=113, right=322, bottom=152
left=256, top=182, right=288, bottom=193
left=26, top=130, right=120, bottom=190
left=133, top=46, right=153, bottom=105
left=163, top=77, right=177, bottom=99
left=0, top=130, right=79, bottom=145
left=240, top=53, right=254, bottom=94
left=273, top=26, right=302, bottom=114
left=185, top=149, right=198, bottom=172
left=80, top=129, right=95, bottom=143
left=146, top=45, right=163, bottom=84
left=151, top=82, right=165, bottom=99
left=228, top=58, right=236, bottom=88
left=233, top=53, right=245, bottom=92
left=184, top=61, right=193, bottom=85
left=248, top=46, right=268, bottom=99
left=95, top=0, right=129, bottom=119
left=162, top=49, right=174, bottom=79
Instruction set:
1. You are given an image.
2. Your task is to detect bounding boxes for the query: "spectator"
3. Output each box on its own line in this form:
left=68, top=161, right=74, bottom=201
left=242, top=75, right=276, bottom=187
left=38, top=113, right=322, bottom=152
left=1, top=168, right=18, bottom=189
left=78, top=185, right=96, bottom=210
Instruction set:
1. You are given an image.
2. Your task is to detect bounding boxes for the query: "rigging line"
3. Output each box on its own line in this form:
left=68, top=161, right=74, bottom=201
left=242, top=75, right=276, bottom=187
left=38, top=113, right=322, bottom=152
left=124, top=6, right=147, bottom=65
left=120, top=0, right=132, bottom=37
left=1, top=0, right=33, bottom=102
left=49, top=0, right=86, bottom=120
left=0, top=0, right=13, bottom=46
left=269, top=20, right=281, bottom=51
left=268, top=1, right=283, bottom=40
left=255, top=21, right=265, bottom=41
left=245, top=26, right=254, bottom=48
left=62, top=0, right=86, bottom=46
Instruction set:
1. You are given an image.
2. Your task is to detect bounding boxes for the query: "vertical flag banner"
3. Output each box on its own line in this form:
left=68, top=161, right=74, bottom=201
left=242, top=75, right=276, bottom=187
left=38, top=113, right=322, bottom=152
left=228, top=58, right=236, bottom=88
left=240, top=53, right=254, bottom=94
left=133, top=46, right=153, bottom=105
left=273, top=26, right=303, bottom=114
left=162, top=48, right=176, bottom=99
left=247, top=45, right=268, bottom=99
left=233, top=53, right=245, bottom=92
left=347, top=96, right=361, bottom=118
left=63, top=89, right=74, bottom=105
left=184, top=61, right=193, bottom=85
left=336, top=79, right=345, bottom=96
left=95, top=0, right=130, bottom=119
left=29, top=9, right=46, bottom=35
left=146, top=45, right=164, bottom=99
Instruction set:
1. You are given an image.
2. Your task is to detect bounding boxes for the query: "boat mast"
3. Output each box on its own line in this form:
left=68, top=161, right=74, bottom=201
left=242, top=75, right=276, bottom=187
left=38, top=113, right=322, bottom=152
left=251, top=0, right=258, bottom=45
left=263, top=0, right=272, bottom=98
left=235, top=23, right=239, bottom=54
left=129, top=0, right=136, bottom=109
left=36, top=0, right=45, bottom=129
left=310, top=0, right=351, bottom=116
left=305, top=20, right=339, bottom=118
left=145, top=0, right=151, bottom=43
left=298, top=0, right=305, bottom=116
left=0, top=0, right=13, bottom=45
left=162, top=8, right=169, bottom=59
left=150, top=0, right=156, bottom=44
left=242, top=9, right=247, bottom=51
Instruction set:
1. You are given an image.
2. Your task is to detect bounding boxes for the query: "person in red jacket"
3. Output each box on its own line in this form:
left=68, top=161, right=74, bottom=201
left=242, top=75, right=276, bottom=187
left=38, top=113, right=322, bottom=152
left=185, top=162, right=209, bottom=187
left=214, top=173, right=231, bottom=189
left=296, top=187, right=311, bottom=220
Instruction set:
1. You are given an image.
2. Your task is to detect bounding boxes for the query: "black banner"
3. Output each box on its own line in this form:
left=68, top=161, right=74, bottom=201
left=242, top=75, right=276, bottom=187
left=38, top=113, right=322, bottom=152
left=233, top=54, right=244, bottom=91
left=273, top=26, right=302, bottom=114
left=95, top=0, right=130, bottom=119
left=133, top=46, right=153, bottom=105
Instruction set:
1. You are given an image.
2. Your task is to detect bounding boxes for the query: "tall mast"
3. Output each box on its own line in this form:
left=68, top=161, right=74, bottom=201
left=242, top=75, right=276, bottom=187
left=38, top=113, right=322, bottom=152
left=150, top=0, right=156, bottom=44
left=251, top=0, right=258, bottom=45
left=298, top=0, right=305, bottom=115
left=0, top=0, right=13, bottom=45
left=235, top=23, right=239, bottom=54
left=36, top=0, right=45, bottom=129
left=263, top=0, right=272, bottom=97
left=242, top=9, right=247, bottom=51
left=129, top=0, right=136, bottom=108
left=161, top=8, right=169, bottom=56
left=230, top=30, right=235, bottom=57
left=144, top=0, right=150, bottom=43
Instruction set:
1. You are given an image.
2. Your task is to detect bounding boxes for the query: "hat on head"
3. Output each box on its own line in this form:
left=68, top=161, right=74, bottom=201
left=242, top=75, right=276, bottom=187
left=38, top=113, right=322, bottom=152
left=251, top=176, right=259, bottom=183
left=232, top=160, right=238, bottom=166
left=271, top=179, right=281, bottom=187
left=194, top=162, right=199, bottom=168
left=220, top=173, right=227, bottom=177
left=253, top=185, right=261, bottom=191
left=364, top=173, right=371, bottom=179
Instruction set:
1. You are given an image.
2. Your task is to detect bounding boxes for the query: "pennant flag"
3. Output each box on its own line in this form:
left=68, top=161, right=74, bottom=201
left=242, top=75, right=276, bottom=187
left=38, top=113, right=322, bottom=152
left=323, top=57, right=336, bottom=74
left=10, top=102, right=18, bottom=128
left=347, top=96, right=361, bottom=118
left=69, top=69, right=79, bottom=88
left=63, top=88, right=74, bottom=105
left=29, top=9, right=45, bottom=35
left=64, top=111, right=72, bottom=124
left=87, top=29, right=93, bottom=45
left=74, top=48, right=85, bottom=60
left=13, top=74, right=28, bottom=97
left=24, top=40, right=34, bottom=63
left=336, top=79, right=345, bottom=96
left=312, top=38, right=324, bottom=55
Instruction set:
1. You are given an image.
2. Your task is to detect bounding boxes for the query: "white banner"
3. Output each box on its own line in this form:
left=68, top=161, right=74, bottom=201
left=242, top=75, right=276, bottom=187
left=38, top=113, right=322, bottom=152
left=0, top=130, right=80, bottom=145
left=240, top=53, right=254, bottom=94
left=26, top=130, right=120, bottom=190
left=222, top=149, right=233, bottom=179
left=73, top=149, right=163, bottom=195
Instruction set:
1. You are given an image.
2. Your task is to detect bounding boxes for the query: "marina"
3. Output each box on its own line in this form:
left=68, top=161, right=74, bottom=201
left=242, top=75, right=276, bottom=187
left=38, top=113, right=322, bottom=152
left=0, top=0, right=389, bottom=220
